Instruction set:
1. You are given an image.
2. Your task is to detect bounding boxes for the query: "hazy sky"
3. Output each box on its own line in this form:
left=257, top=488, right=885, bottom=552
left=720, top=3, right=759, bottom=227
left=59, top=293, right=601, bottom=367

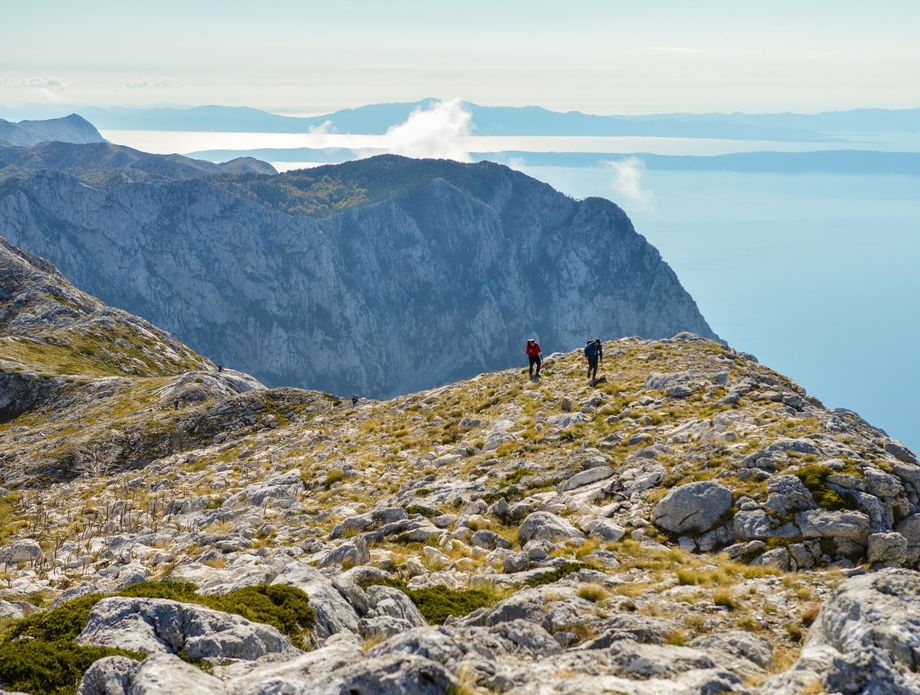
left=3, top=0, right=919, bottom=114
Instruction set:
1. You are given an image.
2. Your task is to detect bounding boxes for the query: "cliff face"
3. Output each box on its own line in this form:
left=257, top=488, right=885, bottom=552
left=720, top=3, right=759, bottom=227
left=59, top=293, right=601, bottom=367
left=0, top=154, right=715, bottom=397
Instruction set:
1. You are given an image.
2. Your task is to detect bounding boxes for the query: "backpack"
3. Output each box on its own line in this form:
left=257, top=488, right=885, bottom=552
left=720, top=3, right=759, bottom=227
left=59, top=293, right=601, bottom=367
left=584, top=342, right=593, bottom=358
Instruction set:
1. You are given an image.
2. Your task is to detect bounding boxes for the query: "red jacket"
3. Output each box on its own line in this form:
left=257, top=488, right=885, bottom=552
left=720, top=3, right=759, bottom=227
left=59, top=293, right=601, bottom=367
left=526, top=342, right=542, bottom=357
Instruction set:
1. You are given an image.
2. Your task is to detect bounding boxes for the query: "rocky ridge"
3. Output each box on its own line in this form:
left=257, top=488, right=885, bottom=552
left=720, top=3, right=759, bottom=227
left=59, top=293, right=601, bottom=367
left=0, top=242, right=919, bottom=693
left=0, top=114, right=104, bottom=148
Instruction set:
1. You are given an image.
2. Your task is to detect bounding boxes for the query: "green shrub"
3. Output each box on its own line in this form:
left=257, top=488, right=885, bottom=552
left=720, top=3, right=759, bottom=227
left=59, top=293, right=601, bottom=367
left=6, top=594, right=104, bottom=642
left=0, top=640, right=140, bottom=695
left=370, top=579, right=497, bottom=624
left=208, top=585, right=315, bottom=648
left=481, top=485, right=523, bottom=505
left=119, top=580, right=198, bottom=601
left=794, top=465, right=856, bottom=511
left=0, top=581, right=316, bottom=692
left=525, top=562, right=591, bottom=588
left=405, top=587, right=497, bottom=624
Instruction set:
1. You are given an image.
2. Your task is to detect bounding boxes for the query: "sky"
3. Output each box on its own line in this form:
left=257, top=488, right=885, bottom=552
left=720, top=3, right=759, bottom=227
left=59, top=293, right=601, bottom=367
left=2, top=0, right=920, bottom=115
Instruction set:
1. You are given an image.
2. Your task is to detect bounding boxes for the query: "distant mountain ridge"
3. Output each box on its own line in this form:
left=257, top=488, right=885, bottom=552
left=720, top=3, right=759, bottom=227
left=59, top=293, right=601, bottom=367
left=0, top=113, right=104, bottom=147
left=189, top=146, right=920, bottom=177
left=0, top=148, right=716, bottom=398
left=5, top=102, right=920, bottom=140
left=0, top=140, right=275, bottom=185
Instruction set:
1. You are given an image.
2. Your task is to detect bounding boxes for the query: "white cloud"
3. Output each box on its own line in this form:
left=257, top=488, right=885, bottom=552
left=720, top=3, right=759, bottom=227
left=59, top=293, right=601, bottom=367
left=605, top=157, right=653, bottom=207
left=117, top=78, right=174, bottom=89
left=1, top=76, right=67, bottom=89
left=377, top=98, right=472, bottom=161
left=308, top=119, right=334, bottom=134
left=649, top=46, right=704, bottom=54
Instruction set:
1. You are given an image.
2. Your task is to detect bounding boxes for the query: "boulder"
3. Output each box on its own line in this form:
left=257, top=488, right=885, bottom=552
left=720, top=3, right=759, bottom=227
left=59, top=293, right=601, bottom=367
left=560, top=466, right=613, bottom=491
left=471, top=529, right=512, bottom=550
left=580, top=518, right=626, bottom=542
left=795, top=510, right=870, bottom=541
left=76, top=597, right=295, bottom=660
left=79, top=654, right=226, bottom=695
left=365, top=585, right=427, bottom=628
left=224, top=632, right=362, bottom=693
left=77, top=655, right=137, bottom=695
left=270, top=561, right=361, bottom=636
left=0, top=539, right=42, bottom=564
left=867, top=532, right=908, bottom=564
left=885, top=440, right=917, bottom=464
left=518, top=512, right=585, bottom=543
left=653, top=482, right=733, bottom=534
left=320, top=536, right=370, bottom=568
left=897, top=514, right=920, bottom=565
left=298, top=653, right=455, bottom=694
left=331, top=507, right=408, bottom=539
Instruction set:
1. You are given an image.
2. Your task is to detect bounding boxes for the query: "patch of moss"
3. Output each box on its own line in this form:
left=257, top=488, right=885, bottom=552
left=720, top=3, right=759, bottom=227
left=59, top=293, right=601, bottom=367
left=371, top=579, right=498, bottom=624
left=794, top=465, right=857, bottom=511
left=0, top=640, right=141, bottom=695
left=6, top=594, right=103, bottom=642
left=525, top=561, right=592, bottom=587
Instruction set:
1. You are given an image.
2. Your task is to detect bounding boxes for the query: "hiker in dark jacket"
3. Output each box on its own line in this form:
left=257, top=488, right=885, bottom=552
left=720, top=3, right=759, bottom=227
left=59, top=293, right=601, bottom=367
left=526, top=338, right=542, bottom=378
left=585, top=338, right=603, bottom=381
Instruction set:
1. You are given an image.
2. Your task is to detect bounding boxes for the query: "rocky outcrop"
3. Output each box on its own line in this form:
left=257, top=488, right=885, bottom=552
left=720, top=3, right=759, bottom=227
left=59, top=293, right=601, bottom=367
left=0, top=154, right=715, bottom=398
left=77, top=597, right=296, bottom=660
left=653, top=481, right=733, bottom=534
left=760, top=568, right=920, bottom=694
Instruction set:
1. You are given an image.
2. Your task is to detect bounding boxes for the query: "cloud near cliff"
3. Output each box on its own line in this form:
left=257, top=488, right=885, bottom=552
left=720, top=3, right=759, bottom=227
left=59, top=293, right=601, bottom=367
left=605, top=157, right=653, bottom=208
left=379, top=99, right=473, bottom=161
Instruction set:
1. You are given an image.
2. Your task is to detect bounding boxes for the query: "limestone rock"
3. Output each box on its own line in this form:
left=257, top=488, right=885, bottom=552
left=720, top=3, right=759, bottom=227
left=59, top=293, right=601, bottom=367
left=518, top=512, right=585, bottom=543
left=653, top=482, right=733, bottom=534
left=79, top=654, right=226, bottom=695
left=760, top=568, right=920, bottom=694
left=795, top=510, right=870, bottom=541
left=76, top=597, right=296, bottom=660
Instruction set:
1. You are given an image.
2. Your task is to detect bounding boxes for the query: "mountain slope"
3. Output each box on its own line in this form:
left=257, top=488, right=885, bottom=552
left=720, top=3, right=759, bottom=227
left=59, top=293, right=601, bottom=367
left=0, top=245, right=918, bottom=693
left=0, top=153, right=715, bottom=398
left=0, top=237, right=330, bottom=485
left=0, top=113, right=104, bottom=147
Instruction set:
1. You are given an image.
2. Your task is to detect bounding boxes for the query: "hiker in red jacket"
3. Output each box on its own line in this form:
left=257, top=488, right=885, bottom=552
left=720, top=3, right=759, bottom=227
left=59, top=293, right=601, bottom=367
left=526, top=338, right=542, bottom=378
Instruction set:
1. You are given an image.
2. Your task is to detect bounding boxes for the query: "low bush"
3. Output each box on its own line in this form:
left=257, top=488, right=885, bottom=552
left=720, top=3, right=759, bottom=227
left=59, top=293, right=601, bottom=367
left=371, top=578, right=498, bottom=624
left=525, top=562, right=591, bottom=588
left=0, top=640, right=140, bottom=695
left=794, top=465, right=857, bottom=511
left=6, top=594, right=103, bottom=642
left=406, top=587, right=497, bottom=624
left=576, top=583, right=608, bottom=603
left=0, top=581, right=315, bottom=693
